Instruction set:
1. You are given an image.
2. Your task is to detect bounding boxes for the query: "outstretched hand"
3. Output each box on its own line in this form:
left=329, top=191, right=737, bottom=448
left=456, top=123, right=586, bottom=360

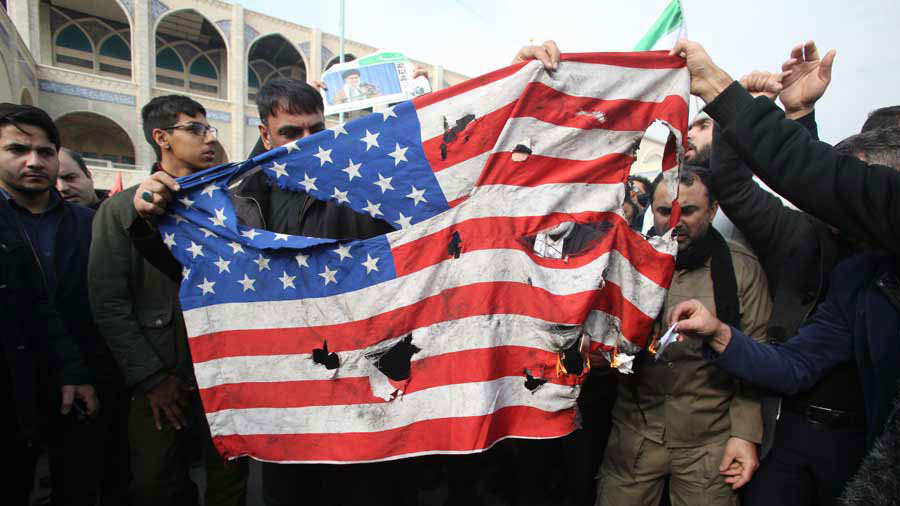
left=669, top=39, right=733, bottom=104
left=667, top=299, right=733, bottom=353
left=779, top=41, right=835, bottom=119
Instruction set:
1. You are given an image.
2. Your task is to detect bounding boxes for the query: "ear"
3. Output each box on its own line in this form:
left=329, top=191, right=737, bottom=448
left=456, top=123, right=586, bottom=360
left=258, top=123, right=272, bottom=151
left=152, top=128, right=170, bottom=150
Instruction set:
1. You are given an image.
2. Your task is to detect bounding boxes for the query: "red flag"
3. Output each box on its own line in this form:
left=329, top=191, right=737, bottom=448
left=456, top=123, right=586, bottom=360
left=108, top=172, right=123, bottom=196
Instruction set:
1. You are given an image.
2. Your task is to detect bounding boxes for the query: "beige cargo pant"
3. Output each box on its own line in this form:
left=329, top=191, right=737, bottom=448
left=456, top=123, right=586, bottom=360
left=596, top=423, right=740, bottom=506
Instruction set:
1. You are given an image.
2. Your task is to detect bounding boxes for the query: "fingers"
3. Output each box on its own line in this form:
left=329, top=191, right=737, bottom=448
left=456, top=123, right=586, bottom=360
left=412, top=66, right=430, bottom=80
left=79, top=386, right=99, bottom=417
left=162, top=402, right=186, bottom=431
left=150, top=401, right=163, bottom=431
left=60, top=385, right=74, bottom=415
left=719, top=449, right=735, bottom=472
left=781, top=57, right=798, bottom=72
left=819, top=49, right=836, bottom=82
left=153, top=171, right=180, bottom=193
left=134, top=173, right=177, bottom=218
left=732, top=462, right=755, bottom=490
left=804, top=40, right=819, bottom=62
left=542, top=40, right=560, bottom=70
left=789, top=43, right=804, bottom=62
left=668, top=38, right=690, bottom=57
left=667, top=299, right=700, bottom=326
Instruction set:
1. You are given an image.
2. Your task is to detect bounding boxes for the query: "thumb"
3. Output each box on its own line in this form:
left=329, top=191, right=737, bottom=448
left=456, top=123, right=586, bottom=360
left=719, top=450, right=735, bottom=472
left=819, top=49, right=836, bottom=82
left=60, top=385, right=74, bottom=415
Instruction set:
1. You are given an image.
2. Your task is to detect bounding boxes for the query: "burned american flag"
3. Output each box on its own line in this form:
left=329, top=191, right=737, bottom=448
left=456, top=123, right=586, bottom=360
left=158, top=52, right=688, bottom=463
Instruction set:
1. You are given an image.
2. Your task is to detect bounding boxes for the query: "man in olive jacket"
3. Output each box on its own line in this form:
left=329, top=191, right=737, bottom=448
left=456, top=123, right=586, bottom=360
left=89, top=95, right=247, bottom=506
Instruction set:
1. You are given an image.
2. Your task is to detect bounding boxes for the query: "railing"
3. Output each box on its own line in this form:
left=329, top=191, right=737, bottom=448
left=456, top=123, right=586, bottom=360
left=84, top=161, right=148, bottom=191
left=83, top=157, right=140, bottom=172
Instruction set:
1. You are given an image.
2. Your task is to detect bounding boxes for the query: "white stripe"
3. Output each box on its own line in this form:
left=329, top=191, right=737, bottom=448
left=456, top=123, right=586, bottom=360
left=495, top=117, right=644, bottom=161
left=185, top=247, right=616, bottom=337
left=606, top=249, right=668, bottom=322
left=416, top=60, right=689, bottom=142
left=206, top=376, right=577, bottom=436
left=389, top=182, right=626, bottom=248
left=194, top=313, right=581, bottom=389
left=650, top=24, right=687, bottom=51
left=434, top=151, right=489, bottom=202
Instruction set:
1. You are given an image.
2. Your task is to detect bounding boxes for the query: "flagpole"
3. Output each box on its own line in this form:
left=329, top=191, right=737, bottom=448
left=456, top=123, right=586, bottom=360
left=677, top=0, right=702, bottom=116
left=338, top=0, right=345, bottom=124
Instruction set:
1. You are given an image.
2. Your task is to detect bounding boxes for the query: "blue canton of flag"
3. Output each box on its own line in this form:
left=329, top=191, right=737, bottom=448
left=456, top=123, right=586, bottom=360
left=158, top=101, right=447, bottom=311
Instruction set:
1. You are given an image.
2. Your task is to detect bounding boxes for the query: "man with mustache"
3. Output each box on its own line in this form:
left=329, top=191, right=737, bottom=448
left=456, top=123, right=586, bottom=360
left=597, top=165, right=771, bottom=506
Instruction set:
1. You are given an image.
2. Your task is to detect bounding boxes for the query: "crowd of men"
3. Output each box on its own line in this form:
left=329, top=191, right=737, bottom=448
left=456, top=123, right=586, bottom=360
left=3, top=37, right=899, bottom=506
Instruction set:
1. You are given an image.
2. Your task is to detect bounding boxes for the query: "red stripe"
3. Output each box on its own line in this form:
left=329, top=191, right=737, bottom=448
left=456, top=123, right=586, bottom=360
left=199, top=346, right=580, bottom=412
left=422, top=102, right=515, bottom=173
left=412, top=51, right=684, bottom=112
left=189, top=283, right=599, bottom=363
left=592, top=281, right=657, bottom=349
left=560, top=51, right=687, bottom=69
left=509, top=83, right=688, bottom=132
left=212, top=405, right=577, bottom=462
left=476, top=152, right=631, bottom=188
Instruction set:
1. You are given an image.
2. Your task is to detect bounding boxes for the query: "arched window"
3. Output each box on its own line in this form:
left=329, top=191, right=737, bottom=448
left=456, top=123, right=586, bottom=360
left=57, top=25, right=92, bottom=52
left=157, top=47, right=184, bottom=72
left=189, top=55, right=217, bottom=79
left=100, top=35, right=130, bottom=61
left=55, top=24, right=94, bottom=69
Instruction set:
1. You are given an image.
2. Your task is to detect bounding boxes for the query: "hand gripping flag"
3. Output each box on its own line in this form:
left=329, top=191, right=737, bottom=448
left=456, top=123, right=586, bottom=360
left=158, top=52, right=688, bottom=463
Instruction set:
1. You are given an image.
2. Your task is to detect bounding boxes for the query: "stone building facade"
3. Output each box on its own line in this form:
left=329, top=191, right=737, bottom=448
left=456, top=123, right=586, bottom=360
left=0, top=0, right=468, bottom=189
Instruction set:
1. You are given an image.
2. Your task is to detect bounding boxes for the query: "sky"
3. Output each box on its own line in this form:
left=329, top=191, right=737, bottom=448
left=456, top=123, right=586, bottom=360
left=236, top=0, right=899, bottom=144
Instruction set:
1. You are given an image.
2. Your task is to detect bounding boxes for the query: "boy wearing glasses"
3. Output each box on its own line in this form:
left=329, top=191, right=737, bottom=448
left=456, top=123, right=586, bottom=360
left=88, top=95, right=248, bottom=506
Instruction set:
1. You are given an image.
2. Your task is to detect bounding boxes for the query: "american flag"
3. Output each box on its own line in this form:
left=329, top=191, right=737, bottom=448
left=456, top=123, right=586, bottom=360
left=158, top=52, right=687, bottom=463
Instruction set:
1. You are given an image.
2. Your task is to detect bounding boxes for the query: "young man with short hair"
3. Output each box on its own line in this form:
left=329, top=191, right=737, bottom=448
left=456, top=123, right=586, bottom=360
left=89, top=95, right=248, bottom=506
left=0, top=103, right=100, bottom=505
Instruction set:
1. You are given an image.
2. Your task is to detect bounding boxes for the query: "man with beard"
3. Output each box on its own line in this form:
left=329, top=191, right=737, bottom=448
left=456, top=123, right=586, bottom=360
left=596, top=165, right=771, bottom=505
left=686, top=113, right=713, bottom=166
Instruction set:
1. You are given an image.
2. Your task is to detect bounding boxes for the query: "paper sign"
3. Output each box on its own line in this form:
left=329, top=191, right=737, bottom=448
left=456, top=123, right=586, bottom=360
left=322, top=51, right=431, bottom=115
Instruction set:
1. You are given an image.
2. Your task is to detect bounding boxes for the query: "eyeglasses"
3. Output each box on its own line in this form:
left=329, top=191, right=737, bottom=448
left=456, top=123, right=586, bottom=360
left=162, top=122, right=218, bottom=138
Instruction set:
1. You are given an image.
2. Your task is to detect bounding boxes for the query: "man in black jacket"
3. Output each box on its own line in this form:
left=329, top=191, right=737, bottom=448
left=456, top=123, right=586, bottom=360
left=708, top=48, right=871, bottom=504
left=0, top=103, right=99, bottom=505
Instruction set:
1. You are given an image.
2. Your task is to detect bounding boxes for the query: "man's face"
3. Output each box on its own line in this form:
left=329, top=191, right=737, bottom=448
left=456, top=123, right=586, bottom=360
left=157, top=113, right=217, bottom=171
left=0, top=124, right=59, bottom=196
left=686, top=118, right=713, bottom=165
left=259, top=108, right=325, bottom=150
left=56, top=151, right=96, bottom=205
left=345, top=74, right=360, bottom=87
left=629, top=180, right=649, bottom=211
left=652, top=177, right=718, bottom=251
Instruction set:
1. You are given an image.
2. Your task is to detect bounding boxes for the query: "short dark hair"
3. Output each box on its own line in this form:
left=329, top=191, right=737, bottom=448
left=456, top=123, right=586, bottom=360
left=0, top=103, right=60, bottom=149
left=141, top=95, right=206, bottom=161
left=256, top=78, right=323, bottom=125
left=341, top=68, right=361, bottom=80
left=834, top=126, right=900, bottom=170
left=650, top=165, right=716, bottom=205
left=861, top=106, right=900, bottom=132
left=325, top=54, right=356, bottom=72
left=628, top=174, right=652, bottom=194
left=61, top=147, right=89, bottom=176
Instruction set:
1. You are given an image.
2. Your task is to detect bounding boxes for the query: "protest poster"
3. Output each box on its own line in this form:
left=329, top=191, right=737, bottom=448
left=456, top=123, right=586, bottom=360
left=322, top=51, right=431, bottom=115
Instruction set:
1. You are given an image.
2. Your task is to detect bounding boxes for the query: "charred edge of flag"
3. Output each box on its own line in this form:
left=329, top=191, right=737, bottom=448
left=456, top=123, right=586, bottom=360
left=523, top=368, right=547, bottom=392
left=312, top=339, right=340, bottom=370
left=368, top=334, right=421, bottom=382
left=448, top=231, right=462, bottom=259
left=440, top=113, right=476, bottom=160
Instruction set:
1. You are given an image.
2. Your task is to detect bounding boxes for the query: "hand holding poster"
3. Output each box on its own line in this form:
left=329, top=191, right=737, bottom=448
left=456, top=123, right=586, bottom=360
left=322, top=51, right=431, bottom=115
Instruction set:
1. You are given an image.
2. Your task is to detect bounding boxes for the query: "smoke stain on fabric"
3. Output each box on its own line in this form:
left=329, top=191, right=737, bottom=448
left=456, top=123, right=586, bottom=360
left=559, top=336, right=585, bottom=376
left=511, top=138, right=532, bottom=162
left=448, top=231, right=462, bottom=259
left=440, top=113, right=476, bottom=160
left=312, top=339, right=340, bottom=370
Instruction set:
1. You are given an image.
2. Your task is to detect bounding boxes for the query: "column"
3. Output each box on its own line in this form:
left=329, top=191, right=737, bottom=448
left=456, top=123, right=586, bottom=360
left=228, top=4, right=246, bottom=160
left=132, top=0, right=155, bottom=169
left=308, top=27, right=321, bottom=84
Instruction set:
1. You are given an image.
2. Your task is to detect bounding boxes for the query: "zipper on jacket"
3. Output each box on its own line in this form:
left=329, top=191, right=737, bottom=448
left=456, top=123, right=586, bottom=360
left=232, top=194, right=267, bottom=230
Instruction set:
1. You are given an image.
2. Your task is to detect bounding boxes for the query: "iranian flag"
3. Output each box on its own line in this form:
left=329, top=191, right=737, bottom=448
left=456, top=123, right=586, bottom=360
left=634, top=0, right=688, bottom=51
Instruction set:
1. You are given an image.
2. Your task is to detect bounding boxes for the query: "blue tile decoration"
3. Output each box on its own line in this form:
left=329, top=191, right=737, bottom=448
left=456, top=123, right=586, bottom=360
left=151, top=0, right=170, bottom=23
left=206, top=109, right=231, bottom=122
left=39, top=79, right=136, bottom=106
left=119, top=0, right=135, bottom=20
left=216, top=20, right=231, bottom=41
left=244, top=23, right=259, bottom=43
left=246, top=116, right=261, bottom=126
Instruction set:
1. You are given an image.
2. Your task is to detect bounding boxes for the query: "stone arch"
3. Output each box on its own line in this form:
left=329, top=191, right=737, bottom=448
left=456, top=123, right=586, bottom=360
left=154, top=9, right=228, bottom=99
left=20, top=88, right=33, bottom=106
left=0, top=52, right=13, bottom=103
left=48, top=1, right=133, bottom=78
left=55, top=111, right=138, bottom=167
left=247, top=33, right=307, bottom=102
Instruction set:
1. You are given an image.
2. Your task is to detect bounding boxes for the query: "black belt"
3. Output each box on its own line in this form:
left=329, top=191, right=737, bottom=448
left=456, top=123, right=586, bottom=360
left=783, top=400, right=865, bottom=430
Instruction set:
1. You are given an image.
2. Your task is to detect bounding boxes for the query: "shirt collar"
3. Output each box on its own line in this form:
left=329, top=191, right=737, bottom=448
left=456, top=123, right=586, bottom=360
left=0, top=187, right=62, bottom=213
